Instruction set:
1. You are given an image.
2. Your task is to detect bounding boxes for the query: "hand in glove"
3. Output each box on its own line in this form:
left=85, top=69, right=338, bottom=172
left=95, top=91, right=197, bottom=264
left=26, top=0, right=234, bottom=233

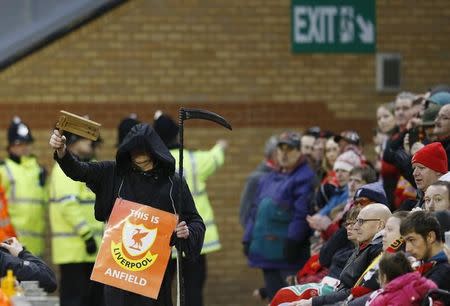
left=84, top=236, right=97, bottom=255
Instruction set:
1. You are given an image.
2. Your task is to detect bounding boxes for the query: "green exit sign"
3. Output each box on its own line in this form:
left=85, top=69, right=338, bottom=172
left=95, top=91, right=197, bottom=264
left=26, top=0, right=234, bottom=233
left=291, top=0, right=376, bottom=53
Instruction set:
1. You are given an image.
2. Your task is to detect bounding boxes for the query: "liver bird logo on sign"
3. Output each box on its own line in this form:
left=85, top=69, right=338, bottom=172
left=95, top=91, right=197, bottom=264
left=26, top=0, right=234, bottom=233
left=122, top=220, right=157, bottom=257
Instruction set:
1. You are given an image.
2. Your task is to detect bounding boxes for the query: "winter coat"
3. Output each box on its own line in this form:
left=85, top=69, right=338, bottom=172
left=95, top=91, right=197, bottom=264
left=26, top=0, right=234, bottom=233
left=239, top=161, right=274, bottom=228
left=420, top=251, right=450, bottom=291
left=317, top=186, right=348, bottom=217
left=319, top=227, right=355, bottom=279
left=311, top=233, right=383, bottom=306
left=244, top=159, right=315, bottom=270
left=55, top=123, right=205, bottom=306
left=368, top=272, right=437, bottom=306
left=0, top=248, right=56, bottom=292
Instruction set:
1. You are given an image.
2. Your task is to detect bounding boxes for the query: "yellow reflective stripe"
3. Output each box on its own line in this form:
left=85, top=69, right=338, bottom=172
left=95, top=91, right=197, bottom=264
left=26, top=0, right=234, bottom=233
left=188, top=151, right=199, bottom=194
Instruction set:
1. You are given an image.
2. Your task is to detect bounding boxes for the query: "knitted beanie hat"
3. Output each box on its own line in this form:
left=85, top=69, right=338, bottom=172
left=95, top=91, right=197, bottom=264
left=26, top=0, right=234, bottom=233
left=353, top=182, right=388, bottom=205
left=412, top=142, right=448, bottom=174
left=333, top=150, right=362, bottom=172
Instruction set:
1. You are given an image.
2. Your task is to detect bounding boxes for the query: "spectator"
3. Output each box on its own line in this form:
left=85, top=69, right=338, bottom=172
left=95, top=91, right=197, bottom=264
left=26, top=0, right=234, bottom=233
left=243, top=131, right=315, bottom=300
left=312, top=138, right=340, bottom=212
left=400, top=211, right=450, bottom=290
left=286, top=204, right=391, bottom=306
left=316, top=150, right=361, bottom=217
left=0, top=237, right=56, bottom=293
left=424, top=181, right=450, bottom=212
left=268, top=207, right=361, bottom=306
left=394, top=92, right=416, bottom=131
left=433, top=104, right=450, bottom=168
left=382, top=92, right=415, bottom=204
left=308, top=168, right=378, bottom=239
left=345, top=211, right=409, bottom=305
left=366, top=252, right=436, bottom=306
left=334, top=131, right=365, bottom=163
left=377, top=103, right=396, bottom=136
left=239, top=135, right=278, bottom=228
left=411, top=142, right=448, bottom=208
left=301, top=134, right=316, bottom=158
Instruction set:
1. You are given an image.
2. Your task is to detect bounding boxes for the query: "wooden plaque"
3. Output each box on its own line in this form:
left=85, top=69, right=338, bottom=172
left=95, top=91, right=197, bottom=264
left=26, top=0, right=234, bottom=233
left=56, top=110, right=101, bottom=141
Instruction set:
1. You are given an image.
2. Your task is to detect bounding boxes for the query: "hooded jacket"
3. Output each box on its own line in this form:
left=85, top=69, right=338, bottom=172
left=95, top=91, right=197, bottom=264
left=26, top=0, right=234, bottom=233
left=55, top=123, right=205, bottom=306
left=367, top=272, right=437, bottom=306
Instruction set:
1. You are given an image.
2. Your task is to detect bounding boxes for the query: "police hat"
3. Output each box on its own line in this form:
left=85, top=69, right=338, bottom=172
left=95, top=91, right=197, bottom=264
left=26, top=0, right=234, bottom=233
left=8, top=117, right=34, bottom=145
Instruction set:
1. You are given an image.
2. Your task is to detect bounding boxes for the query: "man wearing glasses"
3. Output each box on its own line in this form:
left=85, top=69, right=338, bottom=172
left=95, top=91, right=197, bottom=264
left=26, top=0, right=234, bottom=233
left=293, top=204, right=391, bottom=306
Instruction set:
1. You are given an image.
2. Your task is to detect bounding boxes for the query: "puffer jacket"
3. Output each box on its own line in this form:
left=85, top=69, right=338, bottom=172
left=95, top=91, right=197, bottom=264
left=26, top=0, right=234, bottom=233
left=243, top=158, right=315, bottom=270
left=368, top=272, right=437, bottom=306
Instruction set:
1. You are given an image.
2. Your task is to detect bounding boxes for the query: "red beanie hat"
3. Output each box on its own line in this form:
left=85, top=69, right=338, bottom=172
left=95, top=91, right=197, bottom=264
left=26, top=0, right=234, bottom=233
left=412, top=142, right=448, bottom=174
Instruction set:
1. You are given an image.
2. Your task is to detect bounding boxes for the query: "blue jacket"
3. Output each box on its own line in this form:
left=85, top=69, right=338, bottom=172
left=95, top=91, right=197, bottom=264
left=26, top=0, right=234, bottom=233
left=318, top=186, right=348, bottom=216
left=244, top=160, right=315, bottom=269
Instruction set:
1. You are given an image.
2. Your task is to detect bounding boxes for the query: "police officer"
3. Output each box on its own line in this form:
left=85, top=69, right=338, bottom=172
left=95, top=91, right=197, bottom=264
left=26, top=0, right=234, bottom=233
left=0, top=117, right=46, bottom=256
left=153, top=111, right=227, bottom=306
left=48, top=131, right=104, bottom=306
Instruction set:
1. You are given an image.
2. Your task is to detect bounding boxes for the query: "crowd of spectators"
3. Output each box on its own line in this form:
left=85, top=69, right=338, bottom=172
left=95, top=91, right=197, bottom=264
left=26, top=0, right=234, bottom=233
left=240, top=85, right=450, bottom=305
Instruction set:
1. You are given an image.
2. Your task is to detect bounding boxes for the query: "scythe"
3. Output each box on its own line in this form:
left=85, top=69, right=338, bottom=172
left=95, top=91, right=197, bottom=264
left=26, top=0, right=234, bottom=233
left=175, top=108, right=232, bottom=306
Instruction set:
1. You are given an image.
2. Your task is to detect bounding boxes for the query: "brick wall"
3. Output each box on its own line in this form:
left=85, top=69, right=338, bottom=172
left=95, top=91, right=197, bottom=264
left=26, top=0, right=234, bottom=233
left=0, top=0, right=449, bottom=305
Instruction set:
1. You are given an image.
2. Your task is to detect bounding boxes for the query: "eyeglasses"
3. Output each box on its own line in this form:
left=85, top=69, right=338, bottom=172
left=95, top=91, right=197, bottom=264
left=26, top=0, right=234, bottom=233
left=344, top=220, right=356, bottom=227
left=355, top=218, right=381, bottom=226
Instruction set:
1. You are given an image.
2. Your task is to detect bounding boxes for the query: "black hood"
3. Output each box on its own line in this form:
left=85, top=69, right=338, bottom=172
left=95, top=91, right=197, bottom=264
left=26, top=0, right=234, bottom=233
left=116, top=123, right=175, bottom=176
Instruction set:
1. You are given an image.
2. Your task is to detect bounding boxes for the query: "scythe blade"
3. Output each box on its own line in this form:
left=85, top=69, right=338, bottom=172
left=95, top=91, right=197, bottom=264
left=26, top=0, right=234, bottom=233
left=180, top=108, right=232, bottom=130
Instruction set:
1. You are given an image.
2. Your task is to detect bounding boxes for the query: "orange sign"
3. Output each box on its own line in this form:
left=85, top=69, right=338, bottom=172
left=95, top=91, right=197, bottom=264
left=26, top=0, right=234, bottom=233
left=91, top=198, right=177, bottom=299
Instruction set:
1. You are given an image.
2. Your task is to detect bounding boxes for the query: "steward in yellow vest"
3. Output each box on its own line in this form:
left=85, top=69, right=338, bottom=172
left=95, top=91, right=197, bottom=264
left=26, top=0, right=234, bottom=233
left=48, top=131, right=104, bottom=306
left=154, top=111, right=227, bottom=306
left=0, top=117, right=46, bottom=256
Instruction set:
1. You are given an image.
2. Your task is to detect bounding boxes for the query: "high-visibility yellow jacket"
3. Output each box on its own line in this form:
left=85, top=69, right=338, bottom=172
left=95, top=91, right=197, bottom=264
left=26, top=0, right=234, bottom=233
left=170, top=144, right=225, bottom=254
left=48, top=163, right=103, bottom=264
left=0, top=157, right=46, bottom=256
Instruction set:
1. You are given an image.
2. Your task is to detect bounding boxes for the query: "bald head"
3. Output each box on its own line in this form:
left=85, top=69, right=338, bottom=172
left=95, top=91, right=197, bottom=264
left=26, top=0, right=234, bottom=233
left=363, top=203, right=392, bottom=223
left=354, top=204, right=392, bottom=244
left=434, top=104, right=450, bottom=137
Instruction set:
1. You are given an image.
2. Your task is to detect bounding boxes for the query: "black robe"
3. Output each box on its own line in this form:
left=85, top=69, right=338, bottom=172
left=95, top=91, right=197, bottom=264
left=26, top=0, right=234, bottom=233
left=56, top=123, right=205, bottom=306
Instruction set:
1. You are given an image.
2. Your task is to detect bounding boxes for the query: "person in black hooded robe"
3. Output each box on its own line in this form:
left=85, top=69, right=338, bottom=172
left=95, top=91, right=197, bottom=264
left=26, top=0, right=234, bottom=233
left=49, top=123, right=205, bottom=306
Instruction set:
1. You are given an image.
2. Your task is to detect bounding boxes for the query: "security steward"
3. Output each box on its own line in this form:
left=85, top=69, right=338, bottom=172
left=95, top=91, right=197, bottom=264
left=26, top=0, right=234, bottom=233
left=0, top=117, right=46, bottom=256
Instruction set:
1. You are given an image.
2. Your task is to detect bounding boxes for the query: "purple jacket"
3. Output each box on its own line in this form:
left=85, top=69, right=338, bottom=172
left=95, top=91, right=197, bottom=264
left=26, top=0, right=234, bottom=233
left=368, top=272, right=437, bottom=306
left=243, top=159, right=315, bottom=269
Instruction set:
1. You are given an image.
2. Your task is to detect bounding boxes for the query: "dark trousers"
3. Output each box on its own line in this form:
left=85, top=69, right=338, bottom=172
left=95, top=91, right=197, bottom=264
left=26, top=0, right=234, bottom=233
left=168, top=254, right=207, bottom=306
left=60, top=263, right=104, bottom=306
left=262, top=268, right=297, bottom=300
